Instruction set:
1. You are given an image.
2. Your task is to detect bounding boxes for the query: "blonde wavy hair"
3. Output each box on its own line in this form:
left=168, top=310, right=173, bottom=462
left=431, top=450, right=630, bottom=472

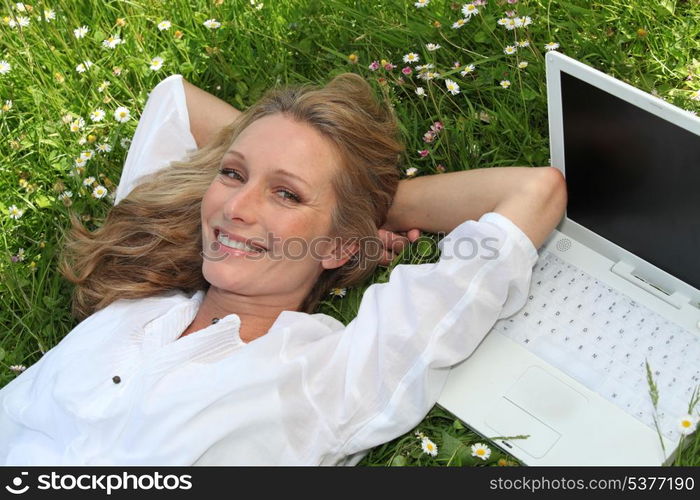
left=60, top=73, right=405, bottom=320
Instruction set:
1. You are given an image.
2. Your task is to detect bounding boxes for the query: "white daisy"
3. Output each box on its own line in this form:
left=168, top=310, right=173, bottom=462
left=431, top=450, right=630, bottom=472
left=16, top=16, right=30, bottom=27
left=460, top=64, right=476, bottom=76
left=415, top=63, right=434, bottom=71
left=452, top=18, right=468, bottom=29
left=513, top=17, right=524, bottom=28
left=102, top=35, right=123, bottom=49
left=114, top=106, right=131, bottom=123
left=421, top=437, right=438, bottom=456
left=679, top=415, right=697, bottom=435
left=9, top=365, right=26, bottom=373
left=403, top=52, right=420, bottom=64
left=44, top=9, right=56, bottom=21
left=415, top=87, right=426, bottom=97
left=471, top=442, right=491, bottom=460
left=329, top=287, right=347, bottom=297
left=500, top=80, right=511, bottom=89
left=689, top=90, right=700, bottom=101
left=518, top=61, right=529, bottom=69
left=69, top=117, right=85, bottom=132
left=414, top=0, right=430, bottom=7
left=445, top=78, right=460, bottom=95
left=90, top=109, right=106, bottom=122
left=1, top=99, right=12, bottom=112
left=545, top=42, right=560, bottom=51
left=14, top=2, right=27, bottom=12
left=80, top=150, right=94, bottom=161
left=98, top=80, right=111, bottom=92
left=417, top=71, right=440, bottom=81
left=96, top=143, right=112, bottom=153
left=523, top=16, right=533, bottom=26
left=120, top=137, right=132, bottom=149
left=504, top=45, right=517, bottom=55
left=517, top=40, right=530, bottom=48
left=58, top=190, right=73, bottom=200
left=75, top=155, right=87, bottom=167
left=425, top=43, right=441, bottom=51
left=462, top=4, right=479, bottom=18
left=93, top=185, right=108, bottom=199
left=149, top=56, right=164, bottom=71
left=83, top=176, right=96, bottom=187
left=405, top=167, right=418, bottom=177
left=0, top=60, right=11, bottom=75
left=8, top=204, right=24, bottom=219
left=74, top=25, right=89, bottom=39
left=504, top=19, right=516, bottom=30
left=203, top=19, right=221, bottom=29
left=76, top=60, right=94, bottom=73
left=157, top=20, right=172, bottom=31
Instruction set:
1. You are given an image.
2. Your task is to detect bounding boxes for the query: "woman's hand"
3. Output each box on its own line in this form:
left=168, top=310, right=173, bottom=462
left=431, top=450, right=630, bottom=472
left=377, top=227, right=421, bottom=266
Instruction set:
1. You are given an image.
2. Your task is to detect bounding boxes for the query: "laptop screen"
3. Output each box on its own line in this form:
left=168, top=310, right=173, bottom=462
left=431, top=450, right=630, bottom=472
left=561, top=71, right=700, bottom=292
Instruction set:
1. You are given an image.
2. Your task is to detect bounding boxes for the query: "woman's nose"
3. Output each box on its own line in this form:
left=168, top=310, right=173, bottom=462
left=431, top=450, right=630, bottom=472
left=223, top=182, right=261, bottom=224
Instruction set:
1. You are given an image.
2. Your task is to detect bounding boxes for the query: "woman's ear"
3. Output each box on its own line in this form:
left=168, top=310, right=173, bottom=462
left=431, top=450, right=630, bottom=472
left=320, top=239, right=360, bottom=270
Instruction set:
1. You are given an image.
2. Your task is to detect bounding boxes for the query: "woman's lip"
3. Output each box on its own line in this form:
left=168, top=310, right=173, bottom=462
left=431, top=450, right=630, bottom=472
left=213, top=228, right=267, bottom=253
left=217, top=244, right=261, bottom=257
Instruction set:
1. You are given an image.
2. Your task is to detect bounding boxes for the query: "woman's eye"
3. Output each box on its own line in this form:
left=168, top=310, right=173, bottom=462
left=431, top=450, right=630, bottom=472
left=219, top=168, right=243, bottom=181
left=278, top=190, right=301, bottom=203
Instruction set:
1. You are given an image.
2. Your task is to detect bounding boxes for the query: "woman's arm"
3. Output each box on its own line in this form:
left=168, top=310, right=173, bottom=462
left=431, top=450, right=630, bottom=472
left=384, top=166, right=567, bottom=250
left=181, top=78, right=242, bottom=149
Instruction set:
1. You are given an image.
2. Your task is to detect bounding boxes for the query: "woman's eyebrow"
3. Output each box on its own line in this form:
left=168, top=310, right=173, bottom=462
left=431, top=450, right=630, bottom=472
left=224, top=150, right=311, bottom=188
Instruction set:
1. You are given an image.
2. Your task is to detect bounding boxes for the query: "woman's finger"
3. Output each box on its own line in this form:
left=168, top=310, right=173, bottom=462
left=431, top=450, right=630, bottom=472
left=406, top=229, right=421, bottom=243
left=388, top=233, right=410, bottom=254
left=378, top=249, right=395, bottom=267
left=378, top=229, right=407, bottom=254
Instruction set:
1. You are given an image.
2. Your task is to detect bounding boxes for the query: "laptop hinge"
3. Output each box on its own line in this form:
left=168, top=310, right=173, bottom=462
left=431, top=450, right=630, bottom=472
left=610, top=261, right=690, bottom=310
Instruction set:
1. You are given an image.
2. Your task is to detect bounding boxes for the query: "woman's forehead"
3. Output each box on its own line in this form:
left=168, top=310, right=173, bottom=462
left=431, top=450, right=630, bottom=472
left=229, top=114, right=337, bottom=163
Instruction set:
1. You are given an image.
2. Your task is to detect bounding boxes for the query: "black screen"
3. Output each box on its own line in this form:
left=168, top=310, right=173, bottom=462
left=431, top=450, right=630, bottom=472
left=561, top=71, right=700, bottom=291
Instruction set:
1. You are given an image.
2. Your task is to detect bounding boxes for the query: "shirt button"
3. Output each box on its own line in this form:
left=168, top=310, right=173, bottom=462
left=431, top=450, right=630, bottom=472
left=112, top=375, right=121, bottom=384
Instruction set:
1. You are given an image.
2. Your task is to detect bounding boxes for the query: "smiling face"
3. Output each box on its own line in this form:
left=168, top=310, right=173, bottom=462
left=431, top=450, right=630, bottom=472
left=200, top=113, right=353, bottom=308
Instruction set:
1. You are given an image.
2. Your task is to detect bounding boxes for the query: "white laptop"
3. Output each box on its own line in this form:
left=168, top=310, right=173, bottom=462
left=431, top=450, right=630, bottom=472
left=437, top=51, right=700, bottom=465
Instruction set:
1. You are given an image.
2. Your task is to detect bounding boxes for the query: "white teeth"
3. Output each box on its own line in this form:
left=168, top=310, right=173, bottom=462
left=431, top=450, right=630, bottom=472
left=217, top=232, right=261, bottom=253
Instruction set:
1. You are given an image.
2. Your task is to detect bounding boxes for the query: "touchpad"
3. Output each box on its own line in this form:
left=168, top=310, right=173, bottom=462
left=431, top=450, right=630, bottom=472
left=484, top=366, right=589, bottom=459
left=506, top=365, right=589, bottom=427
left=485, top=397, right=560, bottom=458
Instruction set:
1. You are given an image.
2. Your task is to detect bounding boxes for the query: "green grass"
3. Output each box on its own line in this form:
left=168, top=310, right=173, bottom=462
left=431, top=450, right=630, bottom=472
left=1, top=0, right=699, bottom=466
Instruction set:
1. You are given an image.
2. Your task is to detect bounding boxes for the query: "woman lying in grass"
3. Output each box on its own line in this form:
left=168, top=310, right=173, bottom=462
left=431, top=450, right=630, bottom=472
left=0, top=72, right=566, bottom=465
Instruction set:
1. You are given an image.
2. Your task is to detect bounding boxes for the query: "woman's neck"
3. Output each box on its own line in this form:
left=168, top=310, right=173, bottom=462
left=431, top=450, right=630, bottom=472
left=179, top=287, right=300, bottom=343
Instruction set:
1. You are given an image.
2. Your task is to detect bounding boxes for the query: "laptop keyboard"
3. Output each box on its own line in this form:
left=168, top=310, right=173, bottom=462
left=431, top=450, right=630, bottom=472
left=491, top=250, right=700, bottom=443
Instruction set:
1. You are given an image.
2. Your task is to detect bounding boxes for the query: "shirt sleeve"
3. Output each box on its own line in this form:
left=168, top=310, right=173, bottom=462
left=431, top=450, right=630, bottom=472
left=308, top=211, right=540, bottom=460
left=114, top=74, right=198, bottom=204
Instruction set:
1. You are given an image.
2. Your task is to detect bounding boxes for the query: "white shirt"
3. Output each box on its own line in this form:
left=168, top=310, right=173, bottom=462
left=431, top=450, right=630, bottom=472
left=0, top=75, right=540, bottom=465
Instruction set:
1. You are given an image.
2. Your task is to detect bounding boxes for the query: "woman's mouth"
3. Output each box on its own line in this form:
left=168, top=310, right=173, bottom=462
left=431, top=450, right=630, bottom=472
left=214, top=229, right=266, bottom=254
